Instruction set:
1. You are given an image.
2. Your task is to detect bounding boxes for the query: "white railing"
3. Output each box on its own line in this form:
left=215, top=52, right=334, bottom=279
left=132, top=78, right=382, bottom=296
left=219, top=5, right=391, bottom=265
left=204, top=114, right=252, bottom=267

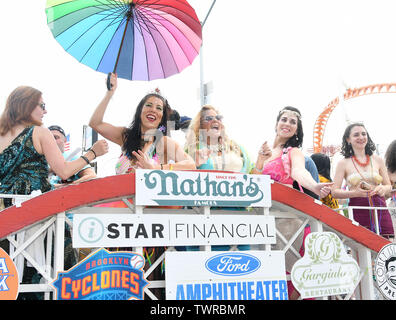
left=1, top=194, right=392, bottom=300
left=345, top=205, right=395, bottom=236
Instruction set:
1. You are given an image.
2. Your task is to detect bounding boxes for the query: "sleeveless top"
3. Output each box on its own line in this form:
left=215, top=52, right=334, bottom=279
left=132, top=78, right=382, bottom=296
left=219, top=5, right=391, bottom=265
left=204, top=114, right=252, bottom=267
left=262, top=147, right=294, bottom=185
left=0, top=126, right=51, bottom=207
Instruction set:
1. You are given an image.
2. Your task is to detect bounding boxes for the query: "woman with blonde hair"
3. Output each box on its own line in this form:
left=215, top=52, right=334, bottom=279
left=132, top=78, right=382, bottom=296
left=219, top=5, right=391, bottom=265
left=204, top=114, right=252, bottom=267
left=185, top=105, right=253, bottom=173
left=184, top=105, right=253, bottom=252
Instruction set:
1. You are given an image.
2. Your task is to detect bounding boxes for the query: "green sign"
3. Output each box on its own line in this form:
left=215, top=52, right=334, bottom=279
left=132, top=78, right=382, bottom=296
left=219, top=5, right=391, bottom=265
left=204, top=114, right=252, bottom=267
left=135, top=170, right=271, bottom=208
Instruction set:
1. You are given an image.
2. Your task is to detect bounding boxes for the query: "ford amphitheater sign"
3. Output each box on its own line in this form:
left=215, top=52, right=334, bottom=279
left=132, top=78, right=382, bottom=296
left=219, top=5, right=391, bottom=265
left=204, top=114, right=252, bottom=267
left=135, top=170, right=272, bottom=208
left=165, top=251, right=287, bottom=300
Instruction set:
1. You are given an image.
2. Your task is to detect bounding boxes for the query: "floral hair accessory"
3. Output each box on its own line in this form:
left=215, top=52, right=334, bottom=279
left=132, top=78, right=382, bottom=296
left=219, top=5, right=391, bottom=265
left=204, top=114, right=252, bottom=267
left=149, top=87, right=166, bottom=100
left=158, top=125, right=166, bottom=133
left=279, top=108, right=301, bottom=119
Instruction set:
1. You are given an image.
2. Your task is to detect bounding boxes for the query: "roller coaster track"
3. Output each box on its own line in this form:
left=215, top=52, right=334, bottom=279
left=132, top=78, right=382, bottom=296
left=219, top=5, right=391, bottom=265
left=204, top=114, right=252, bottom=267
left=313, top=83, right=396, bottom=153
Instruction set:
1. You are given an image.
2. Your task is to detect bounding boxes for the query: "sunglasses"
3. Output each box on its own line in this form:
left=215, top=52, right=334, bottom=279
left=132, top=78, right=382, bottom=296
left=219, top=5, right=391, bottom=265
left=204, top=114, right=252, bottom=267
left=203, top=115, right=223, bottom=122
left=38, top=103, right=46, bottom=111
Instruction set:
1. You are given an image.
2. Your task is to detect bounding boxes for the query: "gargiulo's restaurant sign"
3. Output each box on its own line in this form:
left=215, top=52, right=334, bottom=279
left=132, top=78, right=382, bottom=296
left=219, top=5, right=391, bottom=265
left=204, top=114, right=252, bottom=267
left=291, top=232, right=360, bottom=299
left=135, top=170, right=272, bottom=208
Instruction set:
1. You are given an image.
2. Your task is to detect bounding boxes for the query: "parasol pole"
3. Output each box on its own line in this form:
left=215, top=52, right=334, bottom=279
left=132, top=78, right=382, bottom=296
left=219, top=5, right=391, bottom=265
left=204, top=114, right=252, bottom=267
left=107, top=2, right=135, bottom=90
left=199, top=0, right=217, bottom=105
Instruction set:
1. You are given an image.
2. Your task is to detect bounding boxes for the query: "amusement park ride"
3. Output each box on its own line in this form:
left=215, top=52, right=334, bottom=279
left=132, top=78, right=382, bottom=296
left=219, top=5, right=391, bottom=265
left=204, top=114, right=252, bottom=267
left=313, top=82, right=396, bottom=154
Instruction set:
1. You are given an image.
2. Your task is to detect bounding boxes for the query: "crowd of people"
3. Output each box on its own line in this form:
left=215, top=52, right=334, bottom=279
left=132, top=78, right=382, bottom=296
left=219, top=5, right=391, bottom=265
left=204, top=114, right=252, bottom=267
left=0, top=74, right=395, bottom=299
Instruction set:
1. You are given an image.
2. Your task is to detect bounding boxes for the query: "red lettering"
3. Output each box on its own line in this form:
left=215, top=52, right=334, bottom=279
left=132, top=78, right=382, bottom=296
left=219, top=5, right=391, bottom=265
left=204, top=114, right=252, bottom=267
left=82, top=276, right=91, bottom=296
left=61, top=277, right=71, bottom=299
left=129, top=272, right=140, bottom=294
left=101, top=271, right=110, bottom=289
left=92, top=273, right=100, bottom=292
left=111, top=270, right=121, bottom=288
left=121, top=271, right=129, bottom=289
left=71, top=279, right=81, bottom=299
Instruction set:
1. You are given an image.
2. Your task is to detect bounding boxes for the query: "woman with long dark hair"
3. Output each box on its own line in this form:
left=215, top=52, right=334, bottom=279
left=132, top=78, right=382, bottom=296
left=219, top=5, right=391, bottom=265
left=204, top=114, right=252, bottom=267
left=89, top=74, right=195, bottom=299
left=89, top=73, right=195, bottom=173
left=332, top=123, right=393, bottom=238
left=252, top=106, right=332, bottom=300
left=253, top=106, right=331, bottom=197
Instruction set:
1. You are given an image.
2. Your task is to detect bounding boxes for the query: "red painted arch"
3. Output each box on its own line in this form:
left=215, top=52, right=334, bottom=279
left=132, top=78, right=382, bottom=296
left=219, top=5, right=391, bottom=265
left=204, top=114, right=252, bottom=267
left=0, top=173, right=390, bottom=252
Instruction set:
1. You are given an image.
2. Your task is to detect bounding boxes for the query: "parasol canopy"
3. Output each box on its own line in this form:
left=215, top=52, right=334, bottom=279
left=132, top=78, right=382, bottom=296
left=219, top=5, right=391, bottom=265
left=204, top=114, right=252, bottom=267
left=45, top=0, right=202, bottom=81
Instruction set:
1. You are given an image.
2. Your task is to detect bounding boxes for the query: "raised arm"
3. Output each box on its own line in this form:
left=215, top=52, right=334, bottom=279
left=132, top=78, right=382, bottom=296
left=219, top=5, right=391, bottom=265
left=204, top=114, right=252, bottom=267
left=89, top=73, right=125, bottom=146
left=34, top=126, right=108, bottom=180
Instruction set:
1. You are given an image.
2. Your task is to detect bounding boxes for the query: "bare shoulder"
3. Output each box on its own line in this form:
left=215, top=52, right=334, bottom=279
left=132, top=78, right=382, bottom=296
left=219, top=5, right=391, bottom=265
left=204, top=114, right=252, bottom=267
left=335, top=157, right=347, bottom=167
left=289, top=147, right=304, bottom=159
left=32, top=126, right=54, bottom=154
left=33, top=125, right=53, bottom=139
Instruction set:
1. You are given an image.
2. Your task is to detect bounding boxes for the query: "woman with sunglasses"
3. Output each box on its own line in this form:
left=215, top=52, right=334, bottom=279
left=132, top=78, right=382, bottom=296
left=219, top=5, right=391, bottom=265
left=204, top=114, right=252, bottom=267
left=185, top=105, right=253, bottom=173
left=0, top=86, right=108, bottom=208
left=332, top=123, right=393, bottom=238
left=89, top=73, right=195, bottom=174
left=0, top=86, right=108, bottom=298
left=184, top=105, right=254, bottom=252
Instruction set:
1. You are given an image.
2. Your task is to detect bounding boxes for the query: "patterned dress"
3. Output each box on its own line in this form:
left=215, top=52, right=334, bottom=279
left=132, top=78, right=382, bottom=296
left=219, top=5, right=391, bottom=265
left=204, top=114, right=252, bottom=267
left=0, top=126, right=52, bottom=299
left=0, top=126, right=51, bottom=207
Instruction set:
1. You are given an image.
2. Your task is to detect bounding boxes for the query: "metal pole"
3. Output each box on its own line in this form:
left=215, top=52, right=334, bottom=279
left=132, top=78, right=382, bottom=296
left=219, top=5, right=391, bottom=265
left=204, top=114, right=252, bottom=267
left=200, top=46, right=205, bottom=106
left=200, top=0, right=217, bottom=106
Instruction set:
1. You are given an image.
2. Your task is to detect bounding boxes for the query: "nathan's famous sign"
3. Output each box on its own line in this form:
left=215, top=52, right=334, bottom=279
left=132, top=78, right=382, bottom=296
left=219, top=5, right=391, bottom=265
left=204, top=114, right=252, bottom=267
left=135, top=170, right=271, bottom=208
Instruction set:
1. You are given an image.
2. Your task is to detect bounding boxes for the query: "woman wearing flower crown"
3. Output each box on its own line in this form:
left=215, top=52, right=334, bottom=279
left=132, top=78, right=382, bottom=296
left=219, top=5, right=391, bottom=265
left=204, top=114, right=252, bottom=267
left=89, top=73, right=195, bottom=174
left=332, top=123, right=394, bottom=238
left=90, top=74, right=195, bottom=297
left=252, top=106, right=332, bottom=300
left=252, top=106, right=332, bottom=197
